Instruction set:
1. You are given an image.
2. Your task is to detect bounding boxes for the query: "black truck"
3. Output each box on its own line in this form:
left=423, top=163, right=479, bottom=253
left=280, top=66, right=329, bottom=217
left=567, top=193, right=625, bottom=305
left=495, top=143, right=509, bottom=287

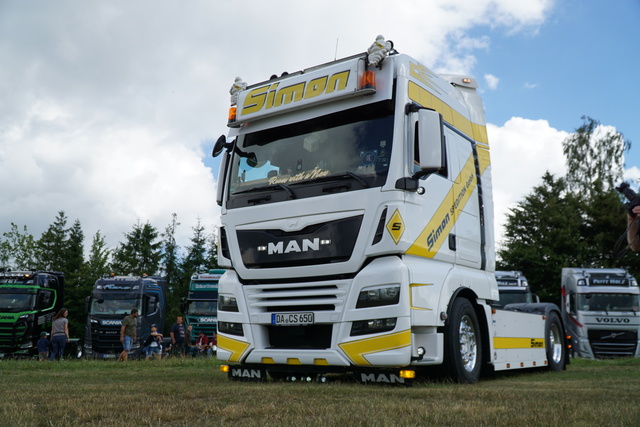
left=0, top=271, right=66, bottom=358
left=83, top=275, right=167, bottom=359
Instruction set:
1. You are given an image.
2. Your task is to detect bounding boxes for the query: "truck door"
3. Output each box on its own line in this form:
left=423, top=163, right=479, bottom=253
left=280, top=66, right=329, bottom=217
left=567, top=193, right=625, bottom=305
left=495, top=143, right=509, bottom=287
left=445, top=128, right=482, bottom=268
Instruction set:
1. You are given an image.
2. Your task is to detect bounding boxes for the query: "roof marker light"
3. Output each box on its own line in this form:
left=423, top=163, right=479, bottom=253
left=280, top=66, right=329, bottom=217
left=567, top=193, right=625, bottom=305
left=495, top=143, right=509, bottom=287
left=361, top=70, right=376, bottom=90
left=228, top=106, right=237, bottom=124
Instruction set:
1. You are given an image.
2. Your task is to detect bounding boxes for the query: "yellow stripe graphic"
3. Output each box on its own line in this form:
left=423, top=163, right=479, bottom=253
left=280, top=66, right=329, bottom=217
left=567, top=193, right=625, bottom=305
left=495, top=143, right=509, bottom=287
left=217, top=335, right=251, bottom=362
left=339, top=330, right=411, bottom=366
left=494, top=337, right=545, bottom=349
left=408, top=80, right=489, bottom=146
left=406, top=154, right=477, bottom=258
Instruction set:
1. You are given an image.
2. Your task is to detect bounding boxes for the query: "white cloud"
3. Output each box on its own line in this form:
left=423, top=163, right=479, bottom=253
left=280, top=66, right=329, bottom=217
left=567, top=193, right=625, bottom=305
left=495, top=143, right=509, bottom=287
left=0, top=0, right=554, bottom=257
left=484, top=74, right=500, bottom=90
left=488, top=118, right=568, bottom=246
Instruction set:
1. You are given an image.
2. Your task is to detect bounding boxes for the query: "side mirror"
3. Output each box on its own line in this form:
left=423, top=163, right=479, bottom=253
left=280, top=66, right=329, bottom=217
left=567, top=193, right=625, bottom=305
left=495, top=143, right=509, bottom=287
left=212, top=135, right=228, bottom=157
left=416, top=109, right=445, bottom=171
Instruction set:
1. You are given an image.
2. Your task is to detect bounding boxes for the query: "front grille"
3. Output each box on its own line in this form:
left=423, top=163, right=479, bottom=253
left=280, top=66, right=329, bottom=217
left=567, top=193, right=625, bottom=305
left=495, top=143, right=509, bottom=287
left=246, top=281, right=348, bottom=350
left=0, top=321, right=28, bottom=351
left=267, top=325, right=332, bottom=349
left=245, top=282, right=347, bottom=313
left=588, top=329, right=637, bottom=358
left=90, top=326, right=123, bottom=353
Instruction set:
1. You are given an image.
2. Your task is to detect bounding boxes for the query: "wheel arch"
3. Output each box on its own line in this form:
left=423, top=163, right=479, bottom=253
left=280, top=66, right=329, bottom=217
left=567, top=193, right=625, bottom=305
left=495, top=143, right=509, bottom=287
left=444, top=287, right=492, bottom=372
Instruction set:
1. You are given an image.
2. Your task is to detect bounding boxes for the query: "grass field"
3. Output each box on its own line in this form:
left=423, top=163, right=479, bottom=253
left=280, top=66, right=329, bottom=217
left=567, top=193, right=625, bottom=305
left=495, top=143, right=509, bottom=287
left=0, top=357, right=638, bottom=426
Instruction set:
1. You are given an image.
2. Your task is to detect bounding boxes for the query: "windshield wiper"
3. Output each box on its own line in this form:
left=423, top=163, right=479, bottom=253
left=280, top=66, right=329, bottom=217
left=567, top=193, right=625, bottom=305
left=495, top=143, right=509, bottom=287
left=233, top=183, right=296, bottom=199
left=307, top=172, right=370, bottom=188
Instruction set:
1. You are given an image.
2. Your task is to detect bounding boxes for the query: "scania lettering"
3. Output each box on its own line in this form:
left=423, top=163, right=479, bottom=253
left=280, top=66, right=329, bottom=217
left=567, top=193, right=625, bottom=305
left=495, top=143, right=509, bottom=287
left=0, top=271, right=77, bottom=358
left=83, top=275, right=166, bottom=359
left=214, top=36, right=568, bottom=383
left=181, top=269, right=224, bottom=345
left=561, top=268, right=640, bottom=358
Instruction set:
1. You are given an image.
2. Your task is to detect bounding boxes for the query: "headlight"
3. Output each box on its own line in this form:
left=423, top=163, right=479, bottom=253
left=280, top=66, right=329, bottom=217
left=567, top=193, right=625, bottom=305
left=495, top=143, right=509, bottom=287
left=356, top=285, right=400, bottom=308
left=218, top=295, right=239, bottom=312
left=578, top=279, right=587, bottom=286
left=351, top=318, right=397, bottom=336
left=218, top=321, right=243, bottom=336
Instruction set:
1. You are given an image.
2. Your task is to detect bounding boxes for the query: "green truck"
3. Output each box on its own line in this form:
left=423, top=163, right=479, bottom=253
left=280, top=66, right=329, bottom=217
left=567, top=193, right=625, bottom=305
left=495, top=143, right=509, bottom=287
left=182, top=269, right=224, bottom=346
left=0, top=271, right=69, bottom=358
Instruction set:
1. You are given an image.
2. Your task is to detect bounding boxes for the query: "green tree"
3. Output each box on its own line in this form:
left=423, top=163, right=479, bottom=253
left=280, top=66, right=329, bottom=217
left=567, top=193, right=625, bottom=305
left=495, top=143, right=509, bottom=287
left=498, top=117, right=637, bottom=302
left=36, top=211, right=68, bottom=271
left=82, top=231, right=111, bottom=280
left=161, top=213, right=183, bottom=322
left=111, top=220, right=162, bottom=275
left=205, top=227, right=220, bottom=270
left=3, top=223, right=37, bottom=269
left=563, top=116, right=629, bottom=197
left=498, top=173, right=585, bottom=303
left=181, top=218, right=208, bottom=278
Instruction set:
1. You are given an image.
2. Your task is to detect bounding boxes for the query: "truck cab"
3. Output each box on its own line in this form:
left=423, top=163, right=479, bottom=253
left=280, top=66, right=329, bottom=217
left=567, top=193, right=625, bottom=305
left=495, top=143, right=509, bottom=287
left=213, top=36, right=567, bottom=383
left=182, top=269, right=223, bottom=345
left=0, top=271, right=64, bottom=358
left=561, top=267, right=640, bottom=358
left=83, top=275, right=166, bottom=359
left=495, top=270, right=539, bottom=308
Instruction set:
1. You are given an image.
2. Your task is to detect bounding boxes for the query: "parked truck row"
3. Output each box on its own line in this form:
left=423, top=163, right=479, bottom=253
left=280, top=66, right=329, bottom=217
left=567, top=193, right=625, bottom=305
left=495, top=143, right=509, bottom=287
left=0, top=269, right=223, bottom=359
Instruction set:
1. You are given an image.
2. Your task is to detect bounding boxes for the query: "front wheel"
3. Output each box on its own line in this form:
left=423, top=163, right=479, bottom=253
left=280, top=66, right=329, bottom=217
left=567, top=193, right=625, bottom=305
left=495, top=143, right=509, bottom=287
left=444, top=298, right=483, bottom=383
left=545, top=311, right=565, bottom=371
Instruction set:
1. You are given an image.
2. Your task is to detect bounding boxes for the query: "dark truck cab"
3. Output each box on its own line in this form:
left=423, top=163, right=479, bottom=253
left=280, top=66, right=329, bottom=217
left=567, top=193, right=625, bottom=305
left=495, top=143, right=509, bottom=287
left=0, top=271, right=64, bottom=358
left=83, top=275, right=166, bottom=359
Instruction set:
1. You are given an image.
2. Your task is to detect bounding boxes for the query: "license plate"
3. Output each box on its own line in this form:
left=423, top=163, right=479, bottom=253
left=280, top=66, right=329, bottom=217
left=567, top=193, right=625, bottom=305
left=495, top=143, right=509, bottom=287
left=271, top=312, right=314, bottom=326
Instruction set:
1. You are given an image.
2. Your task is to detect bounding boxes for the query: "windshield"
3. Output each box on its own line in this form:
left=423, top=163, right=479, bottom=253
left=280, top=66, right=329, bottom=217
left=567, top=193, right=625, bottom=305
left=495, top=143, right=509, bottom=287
left=0, top=291, right=36, bottom=312
left=228, top=102, right=394, bottom=202
left=89, top=298, right=141, bottom=315
left=187, top=300, right=218, bottom=316
left=497, top=290, right=532, bottom=307
left=577, top=293, right=639, bottom=312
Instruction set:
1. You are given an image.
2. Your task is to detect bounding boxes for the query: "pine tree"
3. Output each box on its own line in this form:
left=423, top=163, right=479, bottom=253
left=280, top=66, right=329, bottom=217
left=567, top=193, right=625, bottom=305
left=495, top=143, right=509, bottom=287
left=111, top=220, right=162, bottom=275
left=37, top=211, right=68, bottom=271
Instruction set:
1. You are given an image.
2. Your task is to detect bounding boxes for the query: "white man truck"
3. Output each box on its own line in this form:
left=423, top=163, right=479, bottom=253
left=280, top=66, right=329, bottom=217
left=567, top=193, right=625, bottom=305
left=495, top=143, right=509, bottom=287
left=495, top=271, right=539, bottom=308
left=561, top=267, right=640, bottom=358
left=213, top=36, right=568, bottom=384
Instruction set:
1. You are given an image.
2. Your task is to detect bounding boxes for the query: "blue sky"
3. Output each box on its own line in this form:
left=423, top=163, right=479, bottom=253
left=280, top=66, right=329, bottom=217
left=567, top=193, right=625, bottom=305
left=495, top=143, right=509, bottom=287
left=474, top=0, right=640, bottom=171
left=1, top=0, right=638, bottom=254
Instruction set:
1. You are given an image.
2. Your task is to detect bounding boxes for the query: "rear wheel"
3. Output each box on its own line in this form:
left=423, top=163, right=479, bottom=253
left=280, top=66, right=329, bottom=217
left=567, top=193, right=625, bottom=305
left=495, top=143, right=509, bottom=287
left=444, top=298, right=482, bottom=383
left=545, top=311, right=565, bottom=371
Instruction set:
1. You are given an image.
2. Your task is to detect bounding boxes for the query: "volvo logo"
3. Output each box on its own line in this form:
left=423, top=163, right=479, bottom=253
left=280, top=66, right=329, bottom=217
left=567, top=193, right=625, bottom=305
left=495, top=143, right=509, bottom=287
left=601, top=332, right=626, bottom=339
left=257, top=238, right=331, bottom=255
left=595, top=318, right=630, bottom=323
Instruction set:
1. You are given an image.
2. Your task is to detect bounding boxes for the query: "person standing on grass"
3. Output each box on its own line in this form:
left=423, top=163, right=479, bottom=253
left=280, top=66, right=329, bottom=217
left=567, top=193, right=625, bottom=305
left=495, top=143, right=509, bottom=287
left=49, top=308, right=70, bottom=361
left=170, top=316, right=186, bottom=357
left=119, top=308, right=138, bottom=362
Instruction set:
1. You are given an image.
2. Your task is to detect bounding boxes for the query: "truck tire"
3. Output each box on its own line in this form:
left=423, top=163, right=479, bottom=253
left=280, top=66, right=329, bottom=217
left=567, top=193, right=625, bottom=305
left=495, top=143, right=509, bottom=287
left=545, top=311, right=565, bottom=371
left=444, top=298, right=482, bottom=383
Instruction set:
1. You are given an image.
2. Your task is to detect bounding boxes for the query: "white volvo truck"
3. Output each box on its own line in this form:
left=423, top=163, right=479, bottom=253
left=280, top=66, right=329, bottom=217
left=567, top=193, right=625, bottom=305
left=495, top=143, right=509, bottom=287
left=213, top=36, right=568, bottom=383
left=561, top=267, right=640, bottom=358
